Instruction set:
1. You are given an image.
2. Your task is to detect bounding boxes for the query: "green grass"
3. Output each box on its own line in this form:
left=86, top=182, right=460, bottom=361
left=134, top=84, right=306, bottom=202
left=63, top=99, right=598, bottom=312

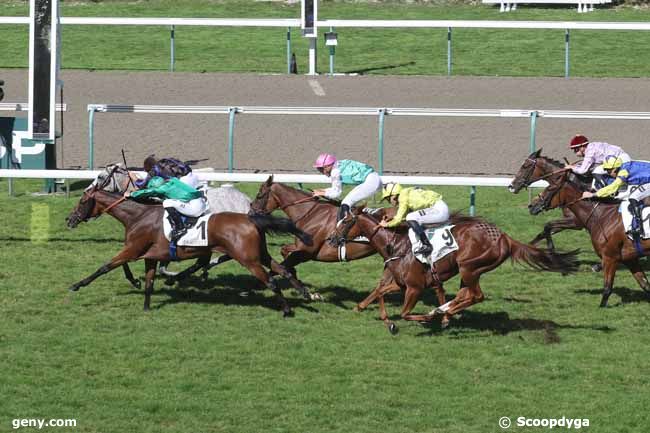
left=1, top=1, right=650, bottom=76
left=1, top=178, right=650, bottom=432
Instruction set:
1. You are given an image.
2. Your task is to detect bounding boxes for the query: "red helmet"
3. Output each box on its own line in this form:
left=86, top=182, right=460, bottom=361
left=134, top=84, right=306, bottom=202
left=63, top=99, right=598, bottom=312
left=569, top=134, right=589, bottom=149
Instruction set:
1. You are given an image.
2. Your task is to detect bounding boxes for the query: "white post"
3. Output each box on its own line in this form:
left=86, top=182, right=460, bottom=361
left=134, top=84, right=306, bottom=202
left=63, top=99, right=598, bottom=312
left=308, top=37, right=317, bottom=75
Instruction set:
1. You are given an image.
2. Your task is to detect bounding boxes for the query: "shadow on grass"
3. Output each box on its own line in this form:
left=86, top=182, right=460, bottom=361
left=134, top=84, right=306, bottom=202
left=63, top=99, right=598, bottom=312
left=574, top=286, right=650, bottom=305
left=316, top=284, right=453, bottom=310
left=413, top=310, right=615, bottom=338
left=128, top=272, right=321, bottom=314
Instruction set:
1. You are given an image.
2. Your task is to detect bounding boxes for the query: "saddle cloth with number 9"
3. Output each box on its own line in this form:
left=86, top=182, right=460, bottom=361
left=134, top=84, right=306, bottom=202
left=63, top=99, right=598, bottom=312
left=162, top=211, right=212, bottom=246
left=408, top=224, right=459, bottom=265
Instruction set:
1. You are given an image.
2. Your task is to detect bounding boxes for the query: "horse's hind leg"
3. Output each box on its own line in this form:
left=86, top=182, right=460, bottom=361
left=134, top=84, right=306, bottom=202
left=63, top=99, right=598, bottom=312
left=624, top=258, right=650, bottom=294
left=143, top=259, right=157, bottom=311
left=268, top=258, right=320, bottom=301
left=243, top=261, right=293, bottom=317
left=122, top=264, right=141, bottom=289
left=600, top=257, right=618, bottom=307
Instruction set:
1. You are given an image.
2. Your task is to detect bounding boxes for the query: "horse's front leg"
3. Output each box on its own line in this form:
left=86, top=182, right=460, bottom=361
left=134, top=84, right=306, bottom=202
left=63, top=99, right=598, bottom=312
left=143, top=259, right=157, bottom=311
left=122, top=264, right=141, bottom=289
left=355, top=269, right=398, bottom=312
left=600, top=257, right=618, bottom=307
left=69, top=248, right=137, bottom=292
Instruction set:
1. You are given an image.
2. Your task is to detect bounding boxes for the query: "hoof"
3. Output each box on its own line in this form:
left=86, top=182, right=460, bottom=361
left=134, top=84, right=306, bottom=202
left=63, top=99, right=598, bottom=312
left=68, top=285, right=80, bottom=292
left=441, top=318, right=450, bottom=329
left=599, top=301, right=608, bottom=308
left=283, top=309, right=294, bottom=318
left=132, top=280, right=142, bottom=290
left=353, top=305, right=362, bottom=313
left=310, top=292, right=323, bottom=302
left=388, top=322, right=399, bottom=335
left=164, top=278, right=175, bottom=286
left=591, top=264, right=603, bottom=273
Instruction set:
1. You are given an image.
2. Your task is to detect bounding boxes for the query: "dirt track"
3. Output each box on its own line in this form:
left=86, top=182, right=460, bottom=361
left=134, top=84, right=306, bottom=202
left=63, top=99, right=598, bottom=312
left=2, top=69, right=649, bottom=175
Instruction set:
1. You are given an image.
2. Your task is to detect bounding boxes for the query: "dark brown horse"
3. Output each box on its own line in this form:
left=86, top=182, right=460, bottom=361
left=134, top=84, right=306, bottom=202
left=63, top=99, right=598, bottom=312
left=509, top=149, right=587, bottom=252
left=250, top=176, right=392, bottom=273
left=336, top=210, right=580, bottom=333
left=66, top=185, right=315, bottom=316
left=529, top=170, right=650, bottom=307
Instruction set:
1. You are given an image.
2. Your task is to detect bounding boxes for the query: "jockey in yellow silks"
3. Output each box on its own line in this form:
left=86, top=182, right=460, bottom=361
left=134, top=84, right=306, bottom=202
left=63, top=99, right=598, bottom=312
left=379, top=183, right=450, bottom=255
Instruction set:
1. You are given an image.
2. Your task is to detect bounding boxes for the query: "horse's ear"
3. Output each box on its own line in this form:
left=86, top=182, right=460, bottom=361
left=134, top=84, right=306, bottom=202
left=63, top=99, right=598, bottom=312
left=352, top=204, right=365, bottom=215
left=265, top=175, right=273, bottom=185
left=531, top=148, right=542, bottom=158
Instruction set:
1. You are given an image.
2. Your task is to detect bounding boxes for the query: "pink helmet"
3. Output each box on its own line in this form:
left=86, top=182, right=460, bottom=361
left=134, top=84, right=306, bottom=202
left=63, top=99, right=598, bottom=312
left=313, top=153, right=337, bottom=168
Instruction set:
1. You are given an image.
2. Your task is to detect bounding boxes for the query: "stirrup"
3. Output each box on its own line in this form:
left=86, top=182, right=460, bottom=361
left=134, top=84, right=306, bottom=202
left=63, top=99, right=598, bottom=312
left=414, top=245, right=433, bottom=256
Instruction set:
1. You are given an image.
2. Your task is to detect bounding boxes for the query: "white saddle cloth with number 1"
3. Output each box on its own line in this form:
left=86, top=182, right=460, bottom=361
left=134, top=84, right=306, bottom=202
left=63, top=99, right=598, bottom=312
left=408, top=224, right=459, bottom=265
left=162, top=211, right=212, bottom=246
left=620, top=201, right=650, bottom=240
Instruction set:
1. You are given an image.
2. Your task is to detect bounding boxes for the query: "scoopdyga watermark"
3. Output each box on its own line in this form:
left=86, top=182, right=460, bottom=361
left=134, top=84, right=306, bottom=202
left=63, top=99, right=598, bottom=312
left=499, top=416, right=590, bottom=429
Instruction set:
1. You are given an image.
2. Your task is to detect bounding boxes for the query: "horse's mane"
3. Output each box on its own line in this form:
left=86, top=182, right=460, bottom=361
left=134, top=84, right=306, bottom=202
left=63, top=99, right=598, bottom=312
left=274, top=182, right=342, bottom=206
left=539, top=155, right=565, bottom=169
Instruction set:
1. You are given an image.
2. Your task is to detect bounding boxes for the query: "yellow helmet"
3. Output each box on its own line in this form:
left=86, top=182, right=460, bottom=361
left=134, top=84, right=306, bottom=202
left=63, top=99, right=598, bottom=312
left=602, top=156, right=623, bottom=170
left=381, top=182, right=402, bottom=201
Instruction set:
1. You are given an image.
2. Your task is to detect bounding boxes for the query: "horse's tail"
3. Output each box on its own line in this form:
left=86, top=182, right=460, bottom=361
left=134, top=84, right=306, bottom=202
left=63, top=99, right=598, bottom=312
left=506, top=235, right=580, bottom=274
left=248, top=214, right=313, bottom=246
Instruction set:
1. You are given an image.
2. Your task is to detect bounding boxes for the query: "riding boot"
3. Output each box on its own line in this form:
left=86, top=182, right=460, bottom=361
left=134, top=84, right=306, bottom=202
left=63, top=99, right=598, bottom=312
left=167, top=207, right=187, bottom=242
left=336, top=204, right=351, bottom=228
left=407, top=220, right=433, bottom=256
left=628, top=199, right=645, bottom=238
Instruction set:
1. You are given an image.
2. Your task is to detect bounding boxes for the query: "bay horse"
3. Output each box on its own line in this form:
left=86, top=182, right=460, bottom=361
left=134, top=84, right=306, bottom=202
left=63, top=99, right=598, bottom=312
left=509, top=149, right=587, bottom=252
left=66, top=185, right=315, bottom=316
left=529, top=170, right=650, bottom=307
left=250, top=176, right=389, bottom=271
left=335, top=209, right=580, bottom=333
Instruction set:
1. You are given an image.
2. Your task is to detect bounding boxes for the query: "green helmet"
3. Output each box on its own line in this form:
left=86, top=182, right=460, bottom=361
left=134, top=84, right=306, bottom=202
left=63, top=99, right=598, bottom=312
left=146, top=176, right=166, bottom=188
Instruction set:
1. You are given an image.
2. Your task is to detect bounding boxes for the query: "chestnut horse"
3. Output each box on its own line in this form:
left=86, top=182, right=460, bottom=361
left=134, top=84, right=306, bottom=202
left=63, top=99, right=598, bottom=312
left=66, top=185, right=315, bottom=316
left=336, top=210, right=580, bottom=333
left=529, top=170, right=650, bottom=307
left=509, top=149, right=586, bottom=252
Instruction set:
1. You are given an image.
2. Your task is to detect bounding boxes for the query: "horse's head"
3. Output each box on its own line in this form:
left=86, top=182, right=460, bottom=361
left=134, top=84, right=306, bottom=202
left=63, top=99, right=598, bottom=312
left=249, top=175, right=278, bottom=215
left=92, top=163, right=133, bottom=193
left=509, top=149, right=546, bottom=193
left=528, top=170, right=573, bottom=215
left=66, top=187, right=100, bottom=228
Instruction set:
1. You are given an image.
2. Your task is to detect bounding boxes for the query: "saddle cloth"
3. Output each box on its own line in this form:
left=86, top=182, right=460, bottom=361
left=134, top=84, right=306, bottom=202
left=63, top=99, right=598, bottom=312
left=162, top=211, right=212, bottom=246
left=408, top=224, right=458, bottom=265
left=619, top=202, right=650, bottom=240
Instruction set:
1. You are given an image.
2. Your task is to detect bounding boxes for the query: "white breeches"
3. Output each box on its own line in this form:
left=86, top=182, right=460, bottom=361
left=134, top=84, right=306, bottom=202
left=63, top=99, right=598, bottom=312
left=628, top=183, right=650, bottom=201
left=341, top=172, right=382, bottom=207
left=406, top=200, right=450, bottom=225
left=179, top=172, right=200, bottom=188
left=163, top=197, right=209, bottom=217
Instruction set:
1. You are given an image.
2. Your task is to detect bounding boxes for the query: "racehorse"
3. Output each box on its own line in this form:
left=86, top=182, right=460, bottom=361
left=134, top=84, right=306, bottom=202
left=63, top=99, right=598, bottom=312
left=66, top=184, right=315, bottom=316
left=509, top=149, right=587, bottom=252
left=250, top=176, right=392, bottom=273
left=335, top=209, right=580, bottom=333
left=88, top=164, right=252, bottom=282
left=529, top=170, right=650, bottom=307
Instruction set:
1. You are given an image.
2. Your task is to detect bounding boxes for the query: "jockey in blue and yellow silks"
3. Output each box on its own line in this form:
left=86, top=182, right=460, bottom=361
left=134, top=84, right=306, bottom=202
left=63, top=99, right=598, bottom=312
left=379, top=183, right=450, bottom=255
left=312, top=154, right=382, bottom=226
left=582, top=156, right=650, bottom=238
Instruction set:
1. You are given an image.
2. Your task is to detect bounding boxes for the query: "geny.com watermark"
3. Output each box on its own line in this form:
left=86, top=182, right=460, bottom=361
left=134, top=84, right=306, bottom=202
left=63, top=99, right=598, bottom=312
left=12, top=419, right=76, bottom=430
left=499, top=416, right=590, bottom=429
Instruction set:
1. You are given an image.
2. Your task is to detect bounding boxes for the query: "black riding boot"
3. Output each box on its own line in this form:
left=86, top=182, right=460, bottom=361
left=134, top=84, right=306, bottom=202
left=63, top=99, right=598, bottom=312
left=628, top=199, right=645, bottom=238
left=167, top=207, right=187, bottom=242
left=336, top=204, right=351, bottom=228
left=407, top=220, right=433, bottom=256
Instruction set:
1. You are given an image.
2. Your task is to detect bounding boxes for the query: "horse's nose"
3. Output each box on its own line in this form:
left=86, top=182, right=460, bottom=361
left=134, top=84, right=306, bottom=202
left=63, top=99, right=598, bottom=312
left=507, top=185, right=516, bottom=193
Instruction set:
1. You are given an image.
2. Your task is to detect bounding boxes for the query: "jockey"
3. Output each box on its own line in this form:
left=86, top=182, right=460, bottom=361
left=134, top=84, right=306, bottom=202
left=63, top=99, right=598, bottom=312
left=311, top=153, right=382, bottom=226
left=379, top=182, right=449, bottom=256
left=565, top=134, right=631, bottom=189
left=582, top=156, right=650, bottom=238
left=135, top=155, right=198, bottom=189
left=126, top=176, right=208, bottom=243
